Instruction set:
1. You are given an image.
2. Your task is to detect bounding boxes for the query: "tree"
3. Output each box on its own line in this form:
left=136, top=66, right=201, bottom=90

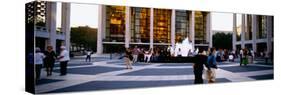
left=71, top=26, right=97, bottom=52
left=212, top=32, right=232, bottom=50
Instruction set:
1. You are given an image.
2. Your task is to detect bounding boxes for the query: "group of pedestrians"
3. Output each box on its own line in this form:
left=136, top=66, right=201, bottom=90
left=35, top=46, right=70, bottom=81
left=192, top=47, right=218, bottom=84
left=239, top=48, right=255, bottom=66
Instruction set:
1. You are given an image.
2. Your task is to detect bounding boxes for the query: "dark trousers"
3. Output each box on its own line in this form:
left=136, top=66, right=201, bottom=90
left=194, top=69, right=204, bottom=84
left=60, top=61, right=68, bottom=75
left=240, top=55, right=243, bottom=66
left=45, top=62, right=54, bottom=76
left=35, top=64, right=42, bottom=80
left=86, top=55, right=91, bottom=62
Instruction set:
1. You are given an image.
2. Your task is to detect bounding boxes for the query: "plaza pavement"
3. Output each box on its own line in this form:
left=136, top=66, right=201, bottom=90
left=35, top=56, right=274, bottom=94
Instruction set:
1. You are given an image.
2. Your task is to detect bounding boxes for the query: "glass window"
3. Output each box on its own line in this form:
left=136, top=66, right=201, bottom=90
left=195, top=11, right=207, bottom=44
left=105, top=6, right=126, bottom=42
left=131, top=7, right=150, bottom=43
left=236, top=14, right=242, bottom=41
left=245, top=15, right=252, bottom=40
left=175, top=10, right=190, bottom=43
left=153, top=9, right=171, bottom=43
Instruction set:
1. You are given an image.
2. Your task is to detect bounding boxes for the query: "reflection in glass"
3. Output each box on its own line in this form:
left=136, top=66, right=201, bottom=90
left=175, top=10, right=190, bottom=43
left=131, top=7, right=150, bottom=43
left=194, top=11, right=207, bottom=44
left=236, top=14, right=242, bottom=41
left=153, top=9, right=171, bottom=43
left=105, top=6, right=126, bottom=42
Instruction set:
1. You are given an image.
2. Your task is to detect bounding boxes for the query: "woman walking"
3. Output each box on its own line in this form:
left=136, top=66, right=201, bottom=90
left=124, top=48, right=133, bottom=69
left=44, top=46, right=56, bottom=76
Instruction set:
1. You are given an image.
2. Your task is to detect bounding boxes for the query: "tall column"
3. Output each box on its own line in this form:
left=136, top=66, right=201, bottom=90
left=97, top=5, right=106, bottom=54
left=171, top=9, right=176, bottom=48
left=61, top=3, right=71, bottom=51
left=189, top=11, right=195, bottom=49
left=46, top=2, right=57, bottom=51
left=252, top=15, right=257, bottom=52
left=206, top=12, right=212, bottom=48
left=150, top=8, right=154, bottom=49
left=125, top=6, right=131, bottom=48
left=241, top=14, right=246, bottom=49
left=232, top=14, right=237, bottom=50
left=266, top=16, right=273, bottom=53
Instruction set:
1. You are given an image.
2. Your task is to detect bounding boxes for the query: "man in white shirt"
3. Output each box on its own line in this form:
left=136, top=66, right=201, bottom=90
left=85, top=50, right=92, bottom=62
left=239, top=49, right=243, bottom=66
left=57, top=46, right=70, bottom=76
left=35, top=47, right=45, bottom=80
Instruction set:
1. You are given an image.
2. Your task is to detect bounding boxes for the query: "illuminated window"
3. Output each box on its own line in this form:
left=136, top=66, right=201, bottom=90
left=105, top=6, right=126, bottom=42
left=131, top=7, right=150, bottom=43
left=194, top=11, right=207, bottom=44
left=236, top=14, right=242, bottom=41
left=175, top=10, right=190, bottom=43
left=153, top=9, right=171, bottom=43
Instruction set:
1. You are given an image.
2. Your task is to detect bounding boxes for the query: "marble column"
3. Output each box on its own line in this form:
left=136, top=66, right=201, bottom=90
left=232, top=13, right=237, bottom=50
left=252, top=15, right=257, bottom=52
left=46, top=2, right=57, bottom=51
left=241, top=14, right=246, bottom=49
left=189, top=11, right=195, bottom=50
left=171, top=9, right=176, bottom=48
left=61, top=3, right=71, bottom=51
left=206, top=12, right=212, bottom=48
left=150, top=8, right=154, bottom=49
left=266, top=16, right=273, bottom=53
left=125, top=6, right=131, bottom=48
left=97, top=5, right=106, bottom=54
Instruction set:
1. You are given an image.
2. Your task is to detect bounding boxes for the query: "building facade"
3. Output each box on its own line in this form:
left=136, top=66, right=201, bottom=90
left=97, top=5, right=212, bottom=53
left=232, top=14, right=273, bottom=55
left=26, top=1, right=71, bottom=52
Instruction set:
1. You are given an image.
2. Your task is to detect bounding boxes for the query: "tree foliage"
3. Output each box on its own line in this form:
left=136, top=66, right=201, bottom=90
left=71, top=26, right=97, bottom=52
left=212, top=32, right=232, bottom=50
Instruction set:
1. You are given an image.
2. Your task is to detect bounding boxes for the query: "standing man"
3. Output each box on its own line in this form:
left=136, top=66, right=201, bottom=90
left=192, top=48, right=209, bottom=84
left=58, top=46, right=70, bottom=76
left=35, top=47, right=45, bottom=80
left=85, top=50, right=92, bottom=62
left=239, top=49, right=243, bottom=66
left=132, top=46, right=140, bottom=63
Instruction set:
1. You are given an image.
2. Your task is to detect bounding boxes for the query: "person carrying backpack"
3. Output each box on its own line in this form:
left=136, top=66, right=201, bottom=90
left=206, top=48, right=218, bottom=83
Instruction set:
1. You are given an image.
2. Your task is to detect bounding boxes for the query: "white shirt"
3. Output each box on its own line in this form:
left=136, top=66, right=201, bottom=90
left=87, top=51, right=91, bottom=55
left=35, top=52, right=45, bottom=64
left=59, top=50, right=70, bottom=62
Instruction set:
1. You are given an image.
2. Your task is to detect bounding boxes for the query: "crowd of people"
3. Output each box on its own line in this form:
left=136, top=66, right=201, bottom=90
left=122, top=45, right=272, bottom=84
left=34, top=45, right=70, bottom=81
left=34, top=44, right=272, bottom=84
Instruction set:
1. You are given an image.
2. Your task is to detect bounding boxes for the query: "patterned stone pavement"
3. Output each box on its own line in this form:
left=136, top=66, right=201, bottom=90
left=35, top=58, right=273, bottom=94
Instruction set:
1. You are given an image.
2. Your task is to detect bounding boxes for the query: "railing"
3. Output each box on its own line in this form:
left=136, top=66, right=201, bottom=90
left=35, top=26, right=47, bottom=32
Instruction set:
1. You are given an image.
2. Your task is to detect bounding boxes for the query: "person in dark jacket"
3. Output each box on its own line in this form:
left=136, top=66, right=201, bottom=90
left=192, top=48, right=210, bottom=84
left=206, top=48, right=218, bottom=83
left=44, top=46, right=57, bottom=76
